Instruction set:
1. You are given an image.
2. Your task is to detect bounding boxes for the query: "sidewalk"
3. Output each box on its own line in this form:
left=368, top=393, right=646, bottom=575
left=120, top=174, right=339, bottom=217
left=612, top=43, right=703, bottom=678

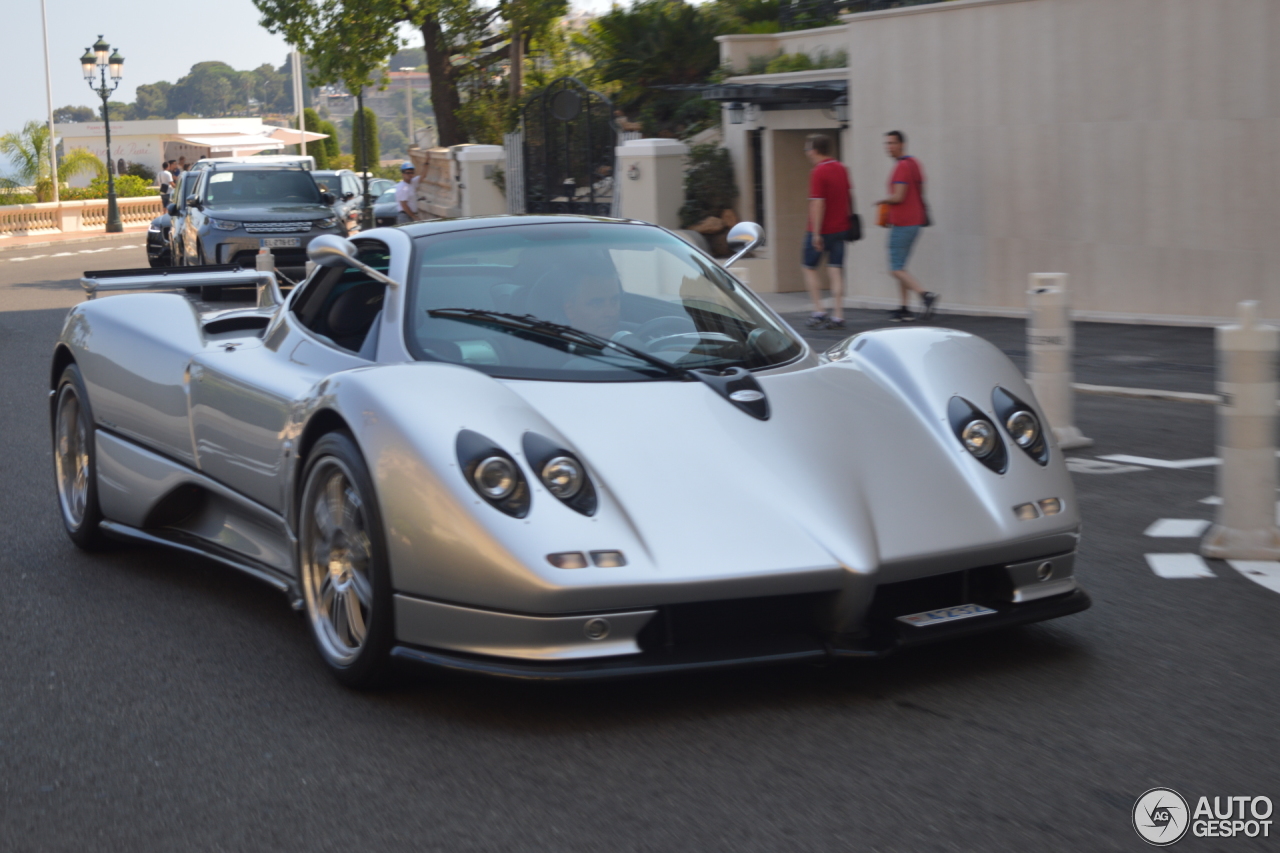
left=0, top=225, right=149, bottom=252
left=761, top=293, right=1216, bottom=397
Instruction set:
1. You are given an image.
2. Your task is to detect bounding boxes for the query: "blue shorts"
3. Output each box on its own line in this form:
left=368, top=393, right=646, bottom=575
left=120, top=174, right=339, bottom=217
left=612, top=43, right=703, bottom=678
left=888, top=225, right=921, bottom=271
left=802, top=231, right=845, bottom=269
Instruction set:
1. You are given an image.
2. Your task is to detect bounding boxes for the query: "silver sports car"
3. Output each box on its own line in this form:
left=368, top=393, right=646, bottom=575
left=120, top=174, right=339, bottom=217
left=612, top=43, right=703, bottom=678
left=51, top=215, right=1089, bottom=686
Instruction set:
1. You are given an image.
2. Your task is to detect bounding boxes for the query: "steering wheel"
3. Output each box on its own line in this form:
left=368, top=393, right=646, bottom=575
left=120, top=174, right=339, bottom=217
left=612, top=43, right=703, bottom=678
left=636, top=315, right=696, bottom=341
left=644, top=331, right=738, bottom=354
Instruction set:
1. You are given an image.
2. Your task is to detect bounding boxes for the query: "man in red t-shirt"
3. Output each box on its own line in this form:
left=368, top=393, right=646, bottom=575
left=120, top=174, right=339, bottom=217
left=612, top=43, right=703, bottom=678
left=802, top=134, right=852, bottom=330
left=874, top=130, right=937, bottom=322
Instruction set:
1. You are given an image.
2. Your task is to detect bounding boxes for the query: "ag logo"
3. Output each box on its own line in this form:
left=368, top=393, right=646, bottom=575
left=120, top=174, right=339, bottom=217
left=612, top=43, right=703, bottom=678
left=1134, top=788, right=1191, bottom=845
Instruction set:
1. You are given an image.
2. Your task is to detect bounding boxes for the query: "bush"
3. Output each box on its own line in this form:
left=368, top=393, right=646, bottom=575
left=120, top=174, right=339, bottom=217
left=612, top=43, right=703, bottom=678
left=83, top=174, right=159, bottom=198
left=679, top=144, right=738, bottom=229
left=0, top=191, right=38, bottom=206
left=124, top=161, right=156, bottom=182
left=751, top=48, right=847, bottom=74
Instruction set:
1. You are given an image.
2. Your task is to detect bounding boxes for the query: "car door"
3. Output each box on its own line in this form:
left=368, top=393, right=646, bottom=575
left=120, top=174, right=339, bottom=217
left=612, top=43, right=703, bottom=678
left=181, top=171, right=207, bottom=265
left=186, top=239, right=392, bottom=511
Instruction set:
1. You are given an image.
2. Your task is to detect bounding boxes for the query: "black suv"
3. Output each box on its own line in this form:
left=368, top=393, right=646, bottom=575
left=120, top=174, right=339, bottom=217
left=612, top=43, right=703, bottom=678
left=177, top=164, right=345, bottom=277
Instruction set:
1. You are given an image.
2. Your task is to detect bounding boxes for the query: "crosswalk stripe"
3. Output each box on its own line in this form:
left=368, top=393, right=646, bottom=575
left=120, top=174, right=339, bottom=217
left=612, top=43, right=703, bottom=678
left=1145, top=553, right=1216, bottom=578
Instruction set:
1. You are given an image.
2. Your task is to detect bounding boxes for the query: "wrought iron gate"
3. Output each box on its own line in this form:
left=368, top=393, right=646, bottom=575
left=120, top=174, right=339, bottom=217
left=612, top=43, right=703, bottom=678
left=521, top=78, right=618, bottom=217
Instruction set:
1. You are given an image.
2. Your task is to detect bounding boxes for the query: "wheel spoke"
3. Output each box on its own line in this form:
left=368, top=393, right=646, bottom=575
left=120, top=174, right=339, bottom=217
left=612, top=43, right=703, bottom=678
left=343, top=588, right=367, bottom=646
left=330, top=586, right=348, bottom=644
left=349, top=566, right=373, bottom=607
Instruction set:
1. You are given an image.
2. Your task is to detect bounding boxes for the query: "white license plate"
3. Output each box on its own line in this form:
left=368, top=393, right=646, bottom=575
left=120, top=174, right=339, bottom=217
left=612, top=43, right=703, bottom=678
left=261, top=238, right=300, bottom=248
left=896, top=603, right=996, bottom=627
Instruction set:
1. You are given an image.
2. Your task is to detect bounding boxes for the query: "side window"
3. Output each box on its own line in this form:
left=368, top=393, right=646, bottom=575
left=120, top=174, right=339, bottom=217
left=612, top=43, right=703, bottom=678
left=291, top=240, right=392, bottom=356
left=343, top=175, right=359, bottom=198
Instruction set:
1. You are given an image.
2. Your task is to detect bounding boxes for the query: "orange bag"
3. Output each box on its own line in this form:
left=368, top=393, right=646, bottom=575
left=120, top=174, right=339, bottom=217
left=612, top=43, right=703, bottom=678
left=877, top=202, right=891, bottom=228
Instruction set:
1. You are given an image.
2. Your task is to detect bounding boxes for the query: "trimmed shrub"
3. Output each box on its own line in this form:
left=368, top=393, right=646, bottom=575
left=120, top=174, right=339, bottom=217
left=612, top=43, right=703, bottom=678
left=679, top=144, right=738, bottom=230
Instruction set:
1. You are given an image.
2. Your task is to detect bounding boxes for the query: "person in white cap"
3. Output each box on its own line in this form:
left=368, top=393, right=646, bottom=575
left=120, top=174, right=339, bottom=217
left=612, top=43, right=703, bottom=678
left=395, top=161, right=421, bottom=224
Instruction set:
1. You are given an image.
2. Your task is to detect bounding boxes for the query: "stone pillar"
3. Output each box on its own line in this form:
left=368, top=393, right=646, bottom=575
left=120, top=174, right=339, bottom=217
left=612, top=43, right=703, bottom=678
left=1201, top=301, right=1280, bottom=560
left=615, top=138, right=688, bottom=230
left=452, top=144, right=507, bottom=218
left=1027, top=273, right=1092, bottom=449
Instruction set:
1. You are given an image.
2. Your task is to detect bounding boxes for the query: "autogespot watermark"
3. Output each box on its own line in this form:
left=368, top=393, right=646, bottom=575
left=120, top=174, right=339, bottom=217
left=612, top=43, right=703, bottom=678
left=1132, top=788, right=1273, bottom=845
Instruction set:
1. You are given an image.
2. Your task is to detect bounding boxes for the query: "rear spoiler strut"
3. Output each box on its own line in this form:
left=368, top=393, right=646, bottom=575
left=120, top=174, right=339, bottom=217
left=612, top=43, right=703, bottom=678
left=81, top=264, right=284, bottom=309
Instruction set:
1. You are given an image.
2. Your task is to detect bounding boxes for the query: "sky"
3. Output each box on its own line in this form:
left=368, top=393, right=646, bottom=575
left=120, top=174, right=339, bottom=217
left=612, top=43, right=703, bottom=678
left=5, top=0, right=615, bottom=167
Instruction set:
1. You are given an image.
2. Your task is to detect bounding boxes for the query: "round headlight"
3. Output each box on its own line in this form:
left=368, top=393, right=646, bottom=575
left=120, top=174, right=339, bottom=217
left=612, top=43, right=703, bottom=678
left=473, top=456, right=517, bottom=499
left=1005, top=410, right=1040, bottom=448
left=961, top=419, right=997, bottom=458
left=316, top=217, right=338, bottom=229
left=540, top=456, right=584, bottom=499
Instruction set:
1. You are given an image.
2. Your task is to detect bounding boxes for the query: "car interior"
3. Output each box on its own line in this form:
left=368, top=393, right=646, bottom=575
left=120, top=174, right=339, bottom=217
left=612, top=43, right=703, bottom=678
left=289, top=241, right=392, bottom=359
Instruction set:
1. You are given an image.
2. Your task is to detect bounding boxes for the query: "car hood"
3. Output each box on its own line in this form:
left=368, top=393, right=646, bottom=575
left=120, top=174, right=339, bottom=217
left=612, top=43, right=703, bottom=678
left=327, top=327, right=1078, bottom=610
left=203, top=203, right=333, bottom=219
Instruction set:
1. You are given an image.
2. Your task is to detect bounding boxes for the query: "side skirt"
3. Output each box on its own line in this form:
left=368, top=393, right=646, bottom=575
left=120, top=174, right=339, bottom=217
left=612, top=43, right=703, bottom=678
left=99, top=521, right=302, bottom=609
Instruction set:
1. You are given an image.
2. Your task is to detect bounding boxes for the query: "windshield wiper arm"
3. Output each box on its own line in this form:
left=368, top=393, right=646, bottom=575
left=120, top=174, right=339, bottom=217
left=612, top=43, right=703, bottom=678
left=426, top=308, right=689, bottom=378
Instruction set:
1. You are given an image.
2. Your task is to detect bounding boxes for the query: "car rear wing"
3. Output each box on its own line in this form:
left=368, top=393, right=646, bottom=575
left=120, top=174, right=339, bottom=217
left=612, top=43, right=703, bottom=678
left=81, top=265, right=284, bottom=309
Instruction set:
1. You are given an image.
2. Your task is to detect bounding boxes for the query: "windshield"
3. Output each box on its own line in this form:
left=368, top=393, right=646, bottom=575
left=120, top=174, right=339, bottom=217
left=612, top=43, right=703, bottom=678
left=205, top=170, right=321, bottom=206
left=376, top=189, right=397, bottom=203
left=405, top=222, right=803, bottom=381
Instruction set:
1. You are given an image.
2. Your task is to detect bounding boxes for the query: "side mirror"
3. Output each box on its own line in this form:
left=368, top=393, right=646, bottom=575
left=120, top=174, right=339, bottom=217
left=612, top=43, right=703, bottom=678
left=320, top=191, right=336, bottom=205
left=307, top=235, right=400, bottom=288
left=167, top=203, right=178, bottom=216
left=186, top=195, right=201, bottom=210
left=342, top=192, right=355, bottom=201
left=724, top=221, right=764, bottom=268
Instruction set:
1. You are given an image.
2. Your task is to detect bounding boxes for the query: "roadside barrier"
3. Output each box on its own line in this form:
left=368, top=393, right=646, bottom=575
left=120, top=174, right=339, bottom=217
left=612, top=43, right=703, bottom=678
left=1201, top=301, right=1280, bottom=560
left=1027, top=273, right=1093, bottom=449
left=0, top=197, right=162, bottom=236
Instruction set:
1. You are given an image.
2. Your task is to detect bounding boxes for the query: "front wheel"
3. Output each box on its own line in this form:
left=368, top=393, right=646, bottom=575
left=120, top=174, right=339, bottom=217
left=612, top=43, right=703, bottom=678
left=298, top=432, right=395, bottom=688
left=52, top=364, right=111, bottom=550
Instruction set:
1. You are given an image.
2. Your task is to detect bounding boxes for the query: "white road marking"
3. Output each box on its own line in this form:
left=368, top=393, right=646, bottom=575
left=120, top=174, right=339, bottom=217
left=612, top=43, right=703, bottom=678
left=1100, top=454, right=1220, bottom=469
left=1066, top=457, right=1148, bottom=474
left=1, top=245, right=143, bottom=263
left=1145, top=519, right=1212, bottom=537
left=1146, top=553, right=1216, bottom=578
left=1200, top=496, right=1223, bottom=505
left=1228, top=561, right=1280, bottom=595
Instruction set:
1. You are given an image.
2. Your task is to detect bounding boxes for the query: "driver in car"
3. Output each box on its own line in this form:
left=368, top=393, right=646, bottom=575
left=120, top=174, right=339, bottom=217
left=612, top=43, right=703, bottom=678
left=562, top=270, right=624, bottom=339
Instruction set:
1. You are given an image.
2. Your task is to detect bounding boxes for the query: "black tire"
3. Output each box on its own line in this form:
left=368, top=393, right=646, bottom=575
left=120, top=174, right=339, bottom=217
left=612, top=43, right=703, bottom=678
left=198, top=246, right=222, bottom=301
left=297, top=432, right=395, bottom=688
left=52, top=364, right=112, bottom=550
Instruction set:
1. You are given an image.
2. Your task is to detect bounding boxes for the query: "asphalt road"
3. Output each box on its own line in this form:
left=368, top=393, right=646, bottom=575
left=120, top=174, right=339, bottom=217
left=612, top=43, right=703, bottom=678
left=1, top=239, right=1277, bottom=851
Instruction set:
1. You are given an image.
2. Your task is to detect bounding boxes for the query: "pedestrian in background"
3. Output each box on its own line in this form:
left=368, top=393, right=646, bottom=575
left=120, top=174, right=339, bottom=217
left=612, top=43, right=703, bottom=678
left=157, top=161, right=173, bottom=206
left=801, top=134, right=852, bottom=330
left=875, top=130, right=937, bottom=322
left=395, top=161, right=421, bottom=224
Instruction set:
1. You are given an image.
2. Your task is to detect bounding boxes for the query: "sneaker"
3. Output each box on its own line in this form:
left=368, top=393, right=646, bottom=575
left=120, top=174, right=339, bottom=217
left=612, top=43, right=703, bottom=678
left=921, top=292, right=939, bottom=320
left=889, top=307, right=915, bottom=323
left=805, top=311, right=829, bottom=328
left=824, top=317, right=846, bottom=331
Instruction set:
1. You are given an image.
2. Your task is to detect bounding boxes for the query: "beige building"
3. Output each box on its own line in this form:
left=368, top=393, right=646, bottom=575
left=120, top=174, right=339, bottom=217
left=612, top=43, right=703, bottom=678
left=715, top=0, right=1280, bottom=324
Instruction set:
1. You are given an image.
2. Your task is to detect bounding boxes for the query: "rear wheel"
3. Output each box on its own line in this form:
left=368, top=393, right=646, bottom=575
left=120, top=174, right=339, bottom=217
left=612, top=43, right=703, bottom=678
left=52, top=364, right=111, bottom=550
left=298, top=432, right=395, bottom=688
left=197, top=246, right=222, bottom=301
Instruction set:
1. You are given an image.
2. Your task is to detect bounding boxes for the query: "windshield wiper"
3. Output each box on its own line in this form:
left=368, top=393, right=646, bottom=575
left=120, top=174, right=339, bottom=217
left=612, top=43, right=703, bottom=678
left=426, top=308, right=689, bottom=379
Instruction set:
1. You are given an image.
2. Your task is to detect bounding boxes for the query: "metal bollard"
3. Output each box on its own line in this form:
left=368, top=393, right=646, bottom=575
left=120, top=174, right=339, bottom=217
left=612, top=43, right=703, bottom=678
left=255, top=248, right=275, bottom=307
left=1026, top=273, right=1093, bottom=449
left=1201, top=301, right=1280, bottom=560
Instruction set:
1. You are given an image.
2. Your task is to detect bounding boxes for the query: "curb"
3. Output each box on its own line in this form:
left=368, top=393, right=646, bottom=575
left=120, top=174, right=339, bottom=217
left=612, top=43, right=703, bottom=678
left=0, top=229, right=149, bottom=253
left=1073, top=382, right=1280, bottom=409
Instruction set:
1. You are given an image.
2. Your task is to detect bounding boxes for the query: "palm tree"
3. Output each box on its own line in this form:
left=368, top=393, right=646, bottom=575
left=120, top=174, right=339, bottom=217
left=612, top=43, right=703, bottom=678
left=0, top=121, right=104, bottom=202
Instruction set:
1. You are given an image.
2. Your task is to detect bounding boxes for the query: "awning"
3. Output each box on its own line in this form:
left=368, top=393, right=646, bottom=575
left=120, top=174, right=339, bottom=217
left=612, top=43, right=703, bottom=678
left=266, top=127, right=330, bottom=145
left=698, top=81, right=846, bottom=106
left=171, top=133, right=286, bottom=153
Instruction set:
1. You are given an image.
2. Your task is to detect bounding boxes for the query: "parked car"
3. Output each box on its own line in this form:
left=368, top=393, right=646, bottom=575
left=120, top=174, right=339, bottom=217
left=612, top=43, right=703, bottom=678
left=310, top=169, right=364, bottom=226
left=176, top=163, right=344, bottom=284
left=145, top=171, right=203, bottom=268
left=371, top=188, right=399, bottom=228
left=193, top=155, right=315, bottom=171
left=55, top=216, right=1088, bottom=687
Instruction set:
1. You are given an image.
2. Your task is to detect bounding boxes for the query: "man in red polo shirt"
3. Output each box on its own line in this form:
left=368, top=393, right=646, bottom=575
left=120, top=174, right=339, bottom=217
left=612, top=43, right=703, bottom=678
left=874, top=130, right=937, bottom=321
left=802, top=134, right=852, bottom=330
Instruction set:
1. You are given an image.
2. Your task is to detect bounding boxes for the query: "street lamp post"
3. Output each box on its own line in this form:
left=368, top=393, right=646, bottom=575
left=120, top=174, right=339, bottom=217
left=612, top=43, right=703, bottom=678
left=81, top=36, right=124, bottom=233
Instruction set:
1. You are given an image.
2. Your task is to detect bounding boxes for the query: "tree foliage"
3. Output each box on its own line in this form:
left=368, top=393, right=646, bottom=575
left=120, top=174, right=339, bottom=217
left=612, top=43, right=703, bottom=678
left=53, top=105, right=96, bottom=123
left=302, top=107, right=326, bottom=167
left=350, top=108, right=379, bottom=172
left=0, top=121, right=104, bottom=202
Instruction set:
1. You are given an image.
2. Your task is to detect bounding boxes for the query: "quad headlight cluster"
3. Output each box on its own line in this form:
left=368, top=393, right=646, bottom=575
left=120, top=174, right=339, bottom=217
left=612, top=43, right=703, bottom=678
left=455, top=429, right=598, bottom=519
left=949, top=387, right=1050, bottom=473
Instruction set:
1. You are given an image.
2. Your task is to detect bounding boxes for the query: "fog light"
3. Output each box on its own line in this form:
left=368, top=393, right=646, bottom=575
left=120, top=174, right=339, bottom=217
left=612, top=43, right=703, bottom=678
left=1013, top=502, right=1040, bottom=521
left=1037, top=561, right=1054, bottom=580
left=1038, top=497, right=1062, bottom=516
left=590, top=550, right=626, bottom=568
left=547, top=552, right=588, bottom=569
left=583, top=618, right=610, bottom=640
